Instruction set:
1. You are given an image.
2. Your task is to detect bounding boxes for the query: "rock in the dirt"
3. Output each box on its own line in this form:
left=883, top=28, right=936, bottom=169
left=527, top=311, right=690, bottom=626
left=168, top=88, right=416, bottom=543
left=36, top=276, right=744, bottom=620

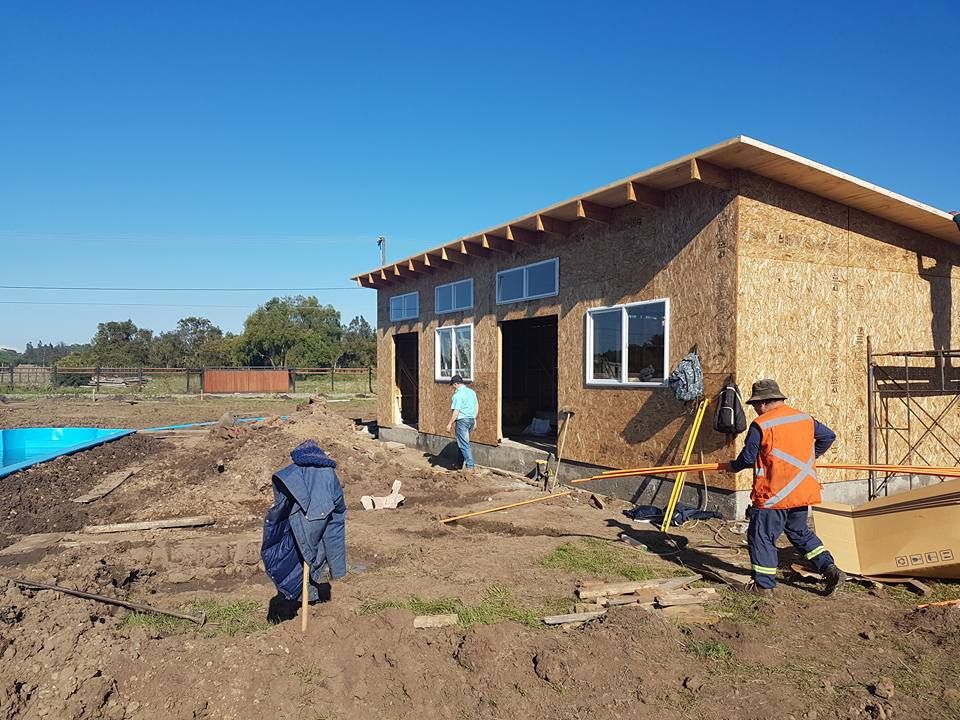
left=870, top=677, right=895, bottom=700
left=533, top=650, right=570, bottom=686
left=859, top=629, right=876, bottom=641
left=383, top=441, right=406, bottom=452
left=218, top=412, right=236, bottom=428
left=682, top=675, right=705, bottom=694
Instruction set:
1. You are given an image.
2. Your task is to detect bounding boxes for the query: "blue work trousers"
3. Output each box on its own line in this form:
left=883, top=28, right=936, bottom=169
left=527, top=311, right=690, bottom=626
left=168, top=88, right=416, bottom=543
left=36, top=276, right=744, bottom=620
left=455, top=418, right=476, bottom=469
left=748, top=507, right=835, bottom=589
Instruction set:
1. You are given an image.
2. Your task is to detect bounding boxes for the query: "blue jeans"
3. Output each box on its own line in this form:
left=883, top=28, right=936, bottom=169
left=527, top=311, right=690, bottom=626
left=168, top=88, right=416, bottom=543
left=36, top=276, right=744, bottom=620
left=454, top=418, right=476, bottom=469
left=748, top=507, right=835, bottom=589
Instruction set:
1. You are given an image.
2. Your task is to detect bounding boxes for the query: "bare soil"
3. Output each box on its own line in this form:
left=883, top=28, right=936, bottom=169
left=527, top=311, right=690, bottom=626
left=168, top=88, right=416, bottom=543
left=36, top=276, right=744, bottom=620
left=1, top=395, right=958, bottom=720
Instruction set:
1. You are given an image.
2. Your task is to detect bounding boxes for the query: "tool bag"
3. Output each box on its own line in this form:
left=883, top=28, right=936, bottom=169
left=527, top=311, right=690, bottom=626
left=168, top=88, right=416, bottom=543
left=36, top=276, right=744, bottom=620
left=668, top=352, right=704, bottom=402
left=713, top=383, right=747, bottom=435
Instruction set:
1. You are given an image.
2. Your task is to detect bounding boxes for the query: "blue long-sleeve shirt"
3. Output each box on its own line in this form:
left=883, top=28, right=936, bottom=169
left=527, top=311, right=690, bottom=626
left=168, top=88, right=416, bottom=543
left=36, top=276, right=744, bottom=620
left=729, top=418, right=836, bottom=472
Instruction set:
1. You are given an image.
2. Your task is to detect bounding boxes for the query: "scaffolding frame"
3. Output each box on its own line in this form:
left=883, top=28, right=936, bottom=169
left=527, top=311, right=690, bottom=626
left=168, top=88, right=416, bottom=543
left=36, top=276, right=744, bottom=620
left=867, top=338, right=960, bottom=499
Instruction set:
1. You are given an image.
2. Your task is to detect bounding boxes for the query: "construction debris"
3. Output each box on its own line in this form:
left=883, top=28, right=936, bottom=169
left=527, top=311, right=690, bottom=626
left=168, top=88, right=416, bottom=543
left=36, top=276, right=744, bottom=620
left=361, top=480, right=405, bottom=510
left=81, top=515, right=216, bottom=534
left=560, top=574, right=719, bottom=624
left=414, top=613, right=459, bottom=628
left=70, top=466, right=142, bottom=503
left=543, top=610, right=606, bottom=625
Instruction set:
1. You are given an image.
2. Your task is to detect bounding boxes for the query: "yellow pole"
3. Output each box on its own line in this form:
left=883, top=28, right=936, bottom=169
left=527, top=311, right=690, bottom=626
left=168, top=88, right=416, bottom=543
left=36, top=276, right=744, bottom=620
left=660, top=398, right=710, bottom=533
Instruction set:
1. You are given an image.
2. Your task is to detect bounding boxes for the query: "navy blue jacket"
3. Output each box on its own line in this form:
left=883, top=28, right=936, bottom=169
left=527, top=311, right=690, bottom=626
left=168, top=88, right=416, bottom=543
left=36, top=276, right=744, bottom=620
left=261, top=441, right=347, bottom=601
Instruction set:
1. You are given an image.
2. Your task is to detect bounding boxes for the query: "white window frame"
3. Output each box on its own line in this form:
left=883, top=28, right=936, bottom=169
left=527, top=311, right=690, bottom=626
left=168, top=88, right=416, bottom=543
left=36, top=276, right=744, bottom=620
left=495, top=258, right=559, bottom=305
left=389, top=291, right=419, bottom=322
left=435, top=278, right=474, bottom=315
left=585, top=298, right=670, bottom=387
left=434, top=322, right=474, bottom=381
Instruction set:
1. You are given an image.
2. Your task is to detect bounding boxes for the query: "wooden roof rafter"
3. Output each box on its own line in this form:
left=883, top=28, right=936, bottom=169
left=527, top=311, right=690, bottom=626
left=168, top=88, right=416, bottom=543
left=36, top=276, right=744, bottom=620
left=351, top=135, right=959, bottom=283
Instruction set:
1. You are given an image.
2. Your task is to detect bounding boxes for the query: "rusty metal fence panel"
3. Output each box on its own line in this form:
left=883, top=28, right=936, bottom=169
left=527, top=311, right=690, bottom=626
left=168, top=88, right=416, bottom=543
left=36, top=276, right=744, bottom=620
left=202, top=368, right=292, bottom=394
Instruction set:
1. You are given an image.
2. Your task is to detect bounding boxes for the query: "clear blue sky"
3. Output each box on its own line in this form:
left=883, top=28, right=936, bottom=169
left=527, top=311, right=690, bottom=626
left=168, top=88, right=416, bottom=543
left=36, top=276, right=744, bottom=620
left=1, top=1, right=957, bottom=350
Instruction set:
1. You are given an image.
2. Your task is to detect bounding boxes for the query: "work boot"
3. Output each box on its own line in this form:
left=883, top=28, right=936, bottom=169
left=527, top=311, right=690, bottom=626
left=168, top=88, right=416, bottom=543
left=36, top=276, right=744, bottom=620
left=823, top=564, right=846, bottom=596
left=741, top=580, right=775, bottom=597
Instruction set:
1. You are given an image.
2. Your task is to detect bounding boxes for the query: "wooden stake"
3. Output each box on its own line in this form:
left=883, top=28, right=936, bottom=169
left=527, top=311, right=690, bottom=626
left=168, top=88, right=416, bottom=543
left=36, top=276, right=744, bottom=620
left=300, top=560, right=309, bottom=632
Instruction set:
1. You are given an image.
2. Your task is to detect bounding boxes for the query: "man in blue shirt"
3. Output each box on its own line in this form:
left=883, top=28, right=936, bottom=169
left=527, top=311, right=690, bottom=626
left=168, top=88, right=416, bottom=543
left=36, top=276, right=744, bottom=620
left=445, top=374, right=478, bottom=470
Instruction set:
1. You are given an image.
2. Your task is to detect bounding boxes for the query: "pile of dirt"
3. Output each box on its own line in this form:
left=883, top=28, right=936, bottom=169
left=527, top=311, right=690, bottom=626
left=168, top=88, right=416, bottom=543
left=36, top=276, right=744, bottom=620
left=896, top=604, right=960, bottom=647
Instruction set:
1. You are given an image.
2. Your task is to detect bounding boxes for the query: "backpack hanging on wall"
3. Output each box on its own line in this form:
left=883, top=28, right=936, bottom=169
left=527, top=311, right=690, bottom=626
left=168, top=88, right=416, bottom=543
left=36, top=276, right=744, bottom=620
left=714, top=383, right=747, bottom=435
left=668, top=352, right=704, bottom=402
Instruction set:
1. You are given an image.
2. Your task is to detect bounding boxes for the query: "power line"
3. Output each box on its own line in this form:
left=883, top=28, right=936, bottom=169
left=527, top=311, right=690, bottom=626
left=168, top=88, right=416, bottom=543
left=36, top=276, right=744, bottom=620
left=0, top=285, right=363, bottom=292
left=0, top=300, right=361, bottom=309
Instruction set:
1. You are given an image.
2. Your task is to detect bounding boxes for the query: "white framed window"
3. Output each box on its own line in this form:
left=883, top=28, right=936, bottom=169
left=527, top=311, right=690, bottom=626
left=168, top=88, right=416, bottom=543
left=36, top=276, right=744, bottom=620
left=585, top=299, right=669, bottom=386
left=389, top=291, right=419, bottom=322
left=435, top=278, right=474, bottom=314
left=435, top=323, right=473, bottom=381
left=496, top=258, right=558, bottom=304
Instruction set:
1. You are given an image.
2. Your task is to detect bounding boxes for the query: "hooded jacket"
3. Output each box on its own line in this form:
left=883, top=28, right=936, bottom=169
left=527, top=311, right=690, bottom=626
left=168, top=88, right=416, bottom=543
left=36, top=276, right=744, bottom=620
left=261, top=440, right=347, bottom=601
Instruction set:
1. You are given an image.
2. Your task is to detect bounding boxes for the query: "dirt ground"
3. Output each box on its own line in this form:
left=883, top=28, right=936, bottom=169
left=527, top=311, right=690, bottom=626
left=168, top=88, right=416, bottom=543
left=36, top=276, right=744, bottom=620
left=1, top=395, right=959, bottom=720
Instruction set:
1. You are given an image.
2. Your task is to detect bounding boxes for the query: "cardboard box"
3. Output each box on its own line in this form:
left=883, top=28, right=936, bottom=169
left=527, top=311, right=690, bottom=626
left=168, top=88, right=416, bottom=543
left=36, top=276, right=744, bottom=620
left=812, top=478, right=960, bottom=579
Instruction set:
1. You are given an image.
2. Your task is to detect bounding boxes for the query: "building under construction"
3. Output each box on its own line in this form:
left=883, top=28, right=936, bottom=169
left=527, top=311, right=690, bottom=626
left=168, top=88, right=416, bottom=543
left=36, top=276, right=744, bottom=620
left=351, top=136, right=960, bottom=515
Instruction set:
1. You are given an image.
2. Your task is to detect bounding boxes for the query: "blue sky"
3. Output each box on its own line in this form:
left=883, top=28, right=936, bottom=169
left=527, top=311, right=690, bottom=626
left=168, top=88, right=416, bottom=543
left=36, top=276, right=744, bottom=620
left=1, top=1, right=957, bottom=350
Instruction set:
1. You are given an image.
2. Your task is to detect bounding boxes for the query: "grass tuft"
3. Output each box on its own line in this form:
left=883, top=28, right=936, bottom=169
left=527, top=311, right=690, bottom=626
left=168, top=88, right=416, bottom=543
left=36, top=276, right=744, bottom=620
left=719, top=591, right=771, bottom=626
left=539, top=538, right=665, bottom=581
left=684, top=638, right=733, bottom=661
left=358, top=585, right=571, bottom=628
left=121, top=599, right=267, bottom=637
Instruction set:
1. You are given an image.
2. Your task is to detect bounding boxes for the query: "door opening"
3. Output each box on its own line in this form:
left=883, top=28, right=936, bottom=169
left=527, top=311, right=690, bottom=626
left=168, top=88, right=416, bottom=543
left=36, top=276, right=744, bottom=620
left=500, top=315, right=558, bottom=448
left=393, top=332, right=419, bottom=427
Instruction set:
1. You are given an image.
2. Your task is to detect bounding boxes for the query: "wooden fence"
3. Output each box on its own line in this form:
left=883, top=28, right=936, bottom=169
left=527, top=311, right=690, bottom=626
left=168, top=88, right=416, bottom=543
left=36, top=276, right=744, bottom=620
left=1, top=365, right=374, bottom=395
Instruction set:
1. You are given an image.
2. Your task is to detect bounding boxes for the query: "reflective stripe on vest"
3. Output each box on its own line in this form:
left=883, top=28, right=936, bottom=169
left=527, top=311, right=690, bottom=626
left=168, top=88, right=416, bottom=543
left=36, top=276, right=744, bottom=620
left=757, top=413, right=811, bottom=431
left=762, top=448, right=817, bottom=508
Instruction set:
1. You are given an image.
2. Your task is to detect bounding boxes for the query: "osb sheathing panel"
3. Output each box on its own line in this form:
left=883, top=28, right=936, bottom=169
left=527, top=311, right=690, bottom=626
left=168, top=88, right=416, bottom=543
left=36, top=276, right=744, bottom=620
left=737, top=172, right=960, bottom=487
left=376, top=182, right=741, bottom=480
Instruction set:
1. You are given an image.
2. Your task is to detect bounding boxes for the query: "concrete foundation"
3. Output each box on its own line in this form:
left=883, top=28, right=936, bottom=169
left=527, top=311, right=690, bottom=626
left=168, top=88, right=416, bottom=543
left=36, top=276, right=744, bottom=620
left=379, top=427, right=932, bottom=519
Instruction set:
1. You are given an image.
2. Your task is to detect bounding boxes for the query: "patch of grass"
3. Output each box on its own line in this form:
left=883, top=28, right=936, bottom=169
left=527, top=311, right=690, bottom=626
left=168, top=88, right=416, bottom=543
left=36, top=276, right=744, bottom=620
left=121, top=599, right=267, bottom=638
left=358, top=585, right=567, bottom=628
left=293, top=663, right=321, bottom=685
left=718, top=591, right=771, bottom=626
left=539, top=538, right=666, bottom=581
left=683, top=639, right=732, bottom=661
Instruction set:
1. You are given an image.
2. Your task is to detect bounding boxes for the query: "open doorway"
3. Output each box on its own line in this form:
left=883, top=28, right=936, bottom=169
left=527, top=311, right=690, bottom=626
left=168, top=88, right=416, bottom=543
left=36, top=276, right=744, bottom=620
left=393, top=332, right=419, bottom=427
left=500, top=315, right=558, bottom=448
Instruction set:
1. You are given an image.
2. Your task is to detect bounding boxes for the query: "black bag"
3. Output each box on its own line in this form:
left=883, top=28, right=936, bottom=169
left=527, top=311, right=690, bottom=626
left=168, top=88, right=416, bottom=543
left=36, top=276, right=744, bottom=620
left=714, top=383, right=747, bottom=435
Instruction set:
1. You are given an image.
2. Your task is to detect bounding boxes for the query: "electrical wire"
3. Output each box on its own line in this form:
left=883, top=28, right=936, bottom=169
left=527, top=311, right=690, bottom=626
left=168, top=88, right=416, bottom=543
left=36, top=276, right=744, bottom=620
left=0, top=285, right=363, bottom=292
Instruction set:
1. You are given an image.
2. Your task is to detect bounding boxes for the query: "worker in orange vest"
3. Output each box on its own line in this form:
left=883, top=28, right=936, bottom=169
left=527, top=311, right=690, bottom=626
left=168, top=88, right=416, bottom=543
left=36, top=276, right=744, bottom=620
left=724, top=379, right=845, bottom=596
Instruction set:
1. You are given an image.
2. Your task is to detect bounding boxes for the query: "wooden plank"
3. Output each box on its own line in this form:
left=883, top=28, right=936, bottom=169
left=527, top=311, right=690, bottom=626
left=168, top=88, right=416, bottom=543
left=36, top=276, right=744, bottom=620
left=862, top=575, right=933, bottom=596
left=576, top=574, right=701, bottom=600
left=659, top=605, right=720, bottom=624
left=413, top=614, right=459, bottom=628
left=575, top=602, right=605, bottom=613
left=655, top=588, right=718, bottom=607
left=542, top=610, right=606, bottom=625
left=82, top=515, right=215, bottom=535
left=458, top=240, right=491, bottom=258
left=71, top=466, right=141, bottom=504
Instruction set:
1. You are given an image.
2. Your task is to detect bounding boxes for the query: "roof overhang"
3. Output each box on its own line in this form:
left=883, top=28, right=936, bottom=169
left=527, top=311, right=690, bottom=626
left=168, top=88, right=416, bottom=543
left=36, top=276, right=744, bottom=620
left=352, top=135, right=959, bottom=288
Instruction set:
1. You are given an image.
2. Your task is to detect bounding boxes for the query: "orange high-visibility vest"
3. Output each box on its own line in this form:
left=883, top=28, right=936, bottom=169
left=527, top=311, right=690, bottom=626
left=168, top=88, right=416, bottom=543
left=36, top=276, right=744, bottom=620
left=751, top=404, right=823, bottom=510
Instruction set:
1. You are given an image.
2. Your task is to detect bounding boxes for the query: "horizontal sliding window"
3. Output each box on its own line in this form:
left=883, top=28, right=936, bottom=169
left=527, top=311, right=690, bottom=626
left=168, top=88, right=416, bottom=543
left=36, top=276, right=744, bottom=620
left=496, top=258, right=558, bottom=304
left=389, top=291, right=419, bottom=322
left=435, top=324, right=473, bottom=381
left=586, top=299, right=669, bottom=386
left=435, top=278, right=474, bottom=314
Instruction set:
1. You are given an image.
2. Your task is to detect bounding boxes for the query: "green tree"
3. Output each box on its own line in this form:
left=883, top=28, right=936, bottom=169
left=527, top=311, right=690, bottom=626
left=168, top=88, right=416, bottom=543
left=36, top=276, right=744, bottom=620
left=88, top=320, right=153, bottom=366
left=339, top=315, right=376, bottom=367
left=175, top=317, right=224, bottom=365
left=238, top=296, right=341, bottom=367
left=198, top=334, right=242, bottom=367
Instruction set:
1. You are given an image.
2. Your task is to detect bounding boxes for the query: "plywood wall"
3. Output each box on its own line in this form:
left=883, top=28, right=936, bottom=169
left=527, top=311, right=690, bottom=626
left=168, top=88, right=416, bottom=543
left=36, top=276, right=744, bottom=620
left=375, top=181, right=742, bottom=484
left=736, top=172, right=960, bottom=487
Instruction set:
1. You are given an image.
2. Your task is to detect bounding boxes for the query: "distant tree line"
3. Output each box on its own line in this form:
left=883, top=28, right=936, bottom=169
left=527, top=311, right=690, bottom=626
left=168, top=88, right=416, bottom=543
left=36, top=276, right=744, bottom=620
left=4, top=296, right=376, bottom=369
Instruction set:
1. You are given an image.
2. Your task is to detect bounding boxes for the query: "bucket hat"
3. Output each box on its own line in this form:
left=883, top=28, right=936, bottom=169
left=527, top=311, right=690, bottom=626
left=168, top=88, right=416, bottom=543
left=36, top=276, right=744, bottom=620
left=746, top=379, right=787, bottom=405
